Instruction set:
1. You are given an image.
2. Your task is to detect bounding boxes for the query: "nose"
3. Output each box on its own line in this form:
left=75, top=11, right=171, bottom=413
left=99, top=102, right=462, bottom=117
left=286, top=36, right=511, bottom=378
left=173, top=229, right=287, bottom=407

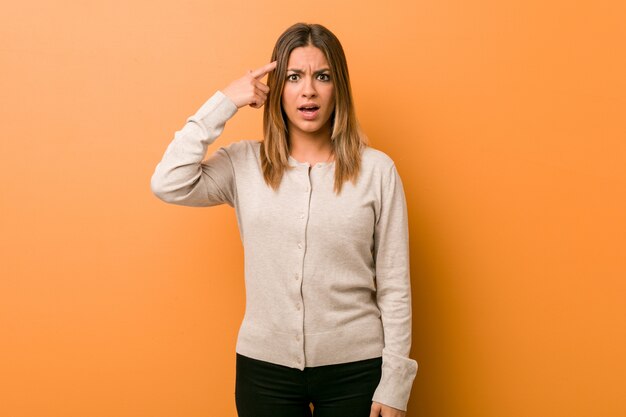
left=301, top=76, right=317, bottom=98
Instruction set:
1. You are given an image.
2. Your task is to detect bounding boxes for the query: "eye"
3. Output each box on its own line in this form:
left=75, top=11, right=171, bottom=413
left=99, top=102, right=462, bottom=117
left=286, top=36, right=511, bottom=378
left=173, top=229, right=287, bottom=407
left=287, top=74, right=300, bottom=82
left=317, top=73, right=331, bottom=82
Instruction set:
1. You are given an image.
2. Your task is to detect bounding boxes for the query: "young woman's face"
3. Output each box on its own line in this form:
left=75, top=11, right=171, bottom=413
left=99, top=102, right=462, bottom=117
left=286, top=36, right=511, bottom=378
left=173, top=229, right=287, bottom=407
left=281, top=45, right=335, bottom=139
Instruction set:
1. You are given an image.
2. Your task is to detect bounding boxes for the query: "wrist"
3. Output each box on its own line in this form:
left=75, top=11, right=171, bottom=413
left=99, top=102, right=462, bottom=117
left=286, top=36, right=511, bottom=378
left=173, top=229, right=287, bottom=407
left=220, top=88, right=239, bottom=108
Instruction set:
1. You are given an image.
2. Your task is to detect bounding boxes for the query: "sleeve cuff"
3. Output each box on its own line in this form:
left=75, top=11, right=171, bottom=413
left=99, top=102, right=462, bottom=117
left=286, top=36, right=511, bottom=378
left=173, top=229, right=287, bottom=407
left=371, top=347, right=418, bottom=411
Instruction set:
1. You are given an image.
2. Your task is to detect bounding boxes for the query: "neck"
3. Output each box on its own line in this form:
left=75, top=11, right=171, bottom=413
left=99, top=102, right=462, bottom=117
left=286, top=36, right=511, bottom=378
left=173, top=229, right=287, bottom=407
left=288, top=125, right=334, bottom=162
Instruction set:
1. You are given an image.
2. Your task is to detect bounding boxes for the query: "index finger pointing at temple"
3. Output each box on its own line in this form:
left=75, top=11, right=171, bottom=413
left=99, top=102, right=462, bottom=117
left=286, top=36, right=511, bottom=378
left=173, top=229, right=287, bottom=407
left=250, top=61, right=277, bottom=79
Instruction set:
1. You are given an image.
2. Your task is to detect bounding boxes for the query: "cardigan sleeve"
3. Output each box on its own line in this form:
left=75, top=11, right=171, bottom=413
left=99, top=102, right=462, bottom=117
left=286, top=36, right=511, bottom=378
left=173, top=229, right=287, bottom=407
left=150, top=90, right=239, bottom=207
left=371, top=163, right=418, bottom=411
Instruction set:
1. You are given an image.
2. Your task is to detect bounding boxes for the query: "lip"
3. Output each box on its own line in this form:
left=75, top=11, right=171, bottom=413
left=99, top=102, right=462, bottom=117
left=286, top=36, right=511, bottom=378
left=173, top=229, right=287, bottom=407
left=298, top=103, right=320, bottom=120
left=298, top=107, right=320, bottom=120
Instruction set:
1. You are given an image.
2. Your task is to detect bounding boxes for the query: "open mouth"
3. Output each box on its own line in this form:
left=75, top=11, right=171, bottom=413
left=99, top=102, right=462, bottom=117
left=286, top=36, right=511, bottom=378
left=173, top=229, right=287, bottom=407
left=298, top=105, right=320, bottom=113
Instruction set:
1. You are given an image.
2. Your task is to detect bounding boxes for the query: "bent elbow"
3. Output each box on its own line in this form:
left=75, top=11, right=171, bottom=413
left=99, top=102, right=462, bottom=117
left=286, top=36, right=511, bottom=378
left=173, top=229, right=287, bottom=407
left=150, top=172, right=175, bottom=203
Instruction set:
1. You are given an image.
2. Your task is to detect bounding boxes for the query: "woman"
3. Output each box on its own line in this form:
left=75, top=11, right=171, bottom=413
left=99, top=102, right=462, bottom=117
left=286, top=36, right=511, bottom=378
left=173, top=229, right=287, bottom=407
left=151, top=23, right=417, bottom=417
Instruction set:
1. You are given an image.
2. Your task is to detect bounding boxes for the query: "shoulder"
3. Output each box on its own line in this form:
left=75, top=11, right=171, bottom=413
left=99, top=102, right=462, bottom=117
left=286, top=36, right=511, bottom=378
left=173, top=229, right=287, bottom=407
left=359, top=146, right=407, bottom=193
left=220, top=139, right=261, bottom=160
left=361, top=145, right=397, bottom=174
left=216, top=140, right=262, bottom=175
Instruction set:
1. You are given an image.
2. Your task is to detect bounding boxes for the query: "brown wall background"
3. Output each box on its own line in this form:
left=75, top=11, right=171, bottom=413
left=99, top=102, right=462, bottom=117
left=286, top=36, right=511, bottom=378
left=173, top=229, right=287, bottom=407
left=1, top=1, right=625, bottom=416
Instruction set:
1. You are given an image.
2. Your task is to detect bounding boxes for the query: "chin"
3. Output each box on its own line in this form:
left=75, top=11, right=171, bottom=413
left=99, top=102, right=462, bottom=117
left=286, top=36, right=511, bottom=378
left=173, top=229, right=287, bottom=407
left=296, top=120, right=332, bottom=134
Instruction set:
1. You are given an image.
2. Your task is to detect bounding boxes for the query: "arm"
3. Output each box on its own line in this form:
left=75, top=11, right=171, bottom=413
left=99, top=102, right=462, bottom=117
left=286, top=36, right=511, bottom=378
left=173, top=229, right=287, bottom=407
left=371, top=163, right=418, bottom=412
left=150, top=61, right=277, bottom=207
left=150, top=91, right=239, bottom=207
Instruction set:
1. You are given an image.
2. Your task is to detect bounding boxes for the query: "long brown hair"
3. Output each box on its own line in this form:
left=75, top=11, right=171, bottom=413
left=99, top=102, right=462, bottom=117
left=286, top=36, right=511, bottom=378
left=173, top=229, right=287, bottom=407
left=261, top=23, right=367, bottom=195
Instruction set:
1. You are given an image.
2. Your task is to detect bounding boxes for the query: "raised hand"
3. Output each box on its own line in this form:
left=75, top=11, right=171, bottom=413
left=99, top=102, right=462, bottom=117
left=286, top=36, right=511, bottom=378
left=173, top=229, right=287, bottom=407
left=221, top=61, right=277, bottom=109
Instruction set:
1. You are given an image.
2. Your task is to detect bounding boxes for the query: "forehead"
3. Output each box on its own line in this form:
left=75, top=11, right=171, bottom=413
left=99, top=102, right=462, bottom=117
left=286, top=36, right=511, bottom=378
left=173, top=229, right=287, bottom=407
left=286, top=45, right=329, bottom=68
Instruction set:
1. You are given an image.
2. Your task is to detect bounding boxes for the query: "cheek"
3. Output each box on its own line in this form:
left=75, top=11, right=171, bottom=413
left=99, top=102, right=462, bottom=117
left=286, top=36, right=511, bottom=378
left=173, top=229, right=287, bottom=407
left=324, top=96, right=334, bottom=112
left=281, top=89, right=295, bottom=109
left=325, top=86, right=335, bottom=104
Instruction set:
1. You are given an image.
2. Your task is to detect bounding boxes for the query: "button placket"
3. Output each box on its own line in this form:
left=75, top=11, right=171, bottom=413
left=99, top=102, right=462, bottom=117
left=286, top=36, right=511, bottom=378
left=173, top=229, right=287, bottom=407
left=294, top=166, right=311, bottom=367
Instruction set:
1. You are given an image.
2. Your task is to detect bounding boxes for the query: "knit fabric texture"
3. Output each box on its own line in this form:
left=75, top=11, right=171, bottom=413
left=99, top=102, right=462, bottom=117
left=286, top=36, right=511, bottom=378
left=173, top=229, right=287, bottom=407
left=151, top=90, right=418, bottom=411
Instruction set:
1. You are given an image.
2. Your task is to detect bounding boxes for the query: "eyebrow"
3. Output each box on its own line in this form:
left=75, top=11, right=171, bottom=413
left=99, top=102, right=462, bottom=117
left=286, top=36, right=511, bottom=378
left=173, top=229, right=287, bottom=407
left=287, top=68, right=331, bottom=74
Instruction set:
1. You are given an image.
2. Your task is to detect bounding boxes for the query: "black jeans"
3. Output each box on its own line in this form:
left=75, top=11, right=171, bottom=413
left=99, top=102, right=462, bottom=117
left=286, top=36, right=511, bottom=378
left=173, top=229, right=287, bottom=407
left=235, top=353, right=383, bottom=417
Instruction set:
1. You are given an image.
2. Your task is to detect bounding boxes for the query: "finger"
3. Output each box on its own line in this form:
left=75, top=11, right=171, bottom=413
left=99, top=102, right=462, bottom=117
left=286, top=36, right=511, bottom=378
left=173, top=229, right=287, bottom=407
left=249, top=93, right=266, bottom=109
left=249, top=61, right=277, bottom=79
left=253, top=88, right=267, bottom=103
left=256, top=81, right=270, bottom=94
left=369, top=403, right=381, bottom=417
left=250, top=99, right=264, bottom=109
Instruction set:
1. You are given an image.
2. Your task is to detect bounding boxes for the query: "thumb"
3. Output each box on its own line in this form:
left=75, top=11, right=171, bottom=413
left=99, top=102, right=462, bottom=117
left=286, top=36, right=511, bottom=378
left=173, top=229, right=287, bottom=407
left=370, top=402, right=382, bottom=417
